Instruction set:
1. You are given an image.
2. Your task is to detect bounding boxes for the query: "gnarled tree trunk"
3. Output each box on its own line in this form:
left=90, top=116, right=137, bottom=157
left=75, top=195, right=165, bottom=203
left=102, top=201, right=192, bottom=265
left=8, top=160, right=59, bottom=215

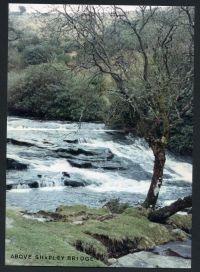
left=148, top=195, right=192, bottom=223
left=142, top=140, right=166, bottom=209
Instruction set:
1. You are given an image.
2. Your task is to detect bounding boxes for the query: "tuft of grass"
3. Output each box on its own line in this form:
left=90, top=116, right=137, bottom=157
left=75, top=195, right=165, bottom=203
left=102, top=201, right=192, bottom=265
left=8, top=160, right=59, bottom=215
left=102, top=198, right=130, bottom=214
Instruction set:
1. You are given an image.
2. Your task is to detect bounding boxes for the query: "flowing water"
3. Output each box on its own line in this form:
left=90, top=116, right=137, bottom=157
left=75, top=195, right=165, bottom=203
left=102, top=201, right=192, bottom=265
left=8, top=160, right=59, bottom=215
left=6, top=117, right=192, bottom=212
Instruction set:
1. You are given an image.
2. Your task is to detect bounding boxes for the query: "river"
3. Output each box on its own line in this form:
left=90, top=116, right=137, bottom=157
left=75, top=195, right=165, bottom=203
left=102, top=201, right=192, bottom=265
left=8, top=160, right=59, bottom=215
left=6, top=117, right=192, bottom=212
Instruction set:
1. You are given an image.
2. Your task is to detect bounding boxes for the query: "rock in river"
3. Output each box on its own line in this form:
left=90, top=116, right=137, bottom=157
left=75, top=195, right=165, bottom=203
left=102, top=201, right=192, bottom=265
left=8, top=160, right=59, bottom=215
left=54, top=146, right=114, bottom=160
left=7, top=158, right=28, bottom=170
left=64, top=179, right=85, bottom=187
left=28, top=181, right=39, bottom=188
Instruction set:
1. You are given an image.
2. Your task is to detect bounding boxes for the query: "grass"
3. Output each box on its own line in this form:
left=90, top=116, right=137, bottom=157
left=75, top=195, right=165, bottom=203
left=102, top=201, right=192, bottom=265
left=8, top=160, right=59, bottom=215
left=6, top=205, right=191, bottom=267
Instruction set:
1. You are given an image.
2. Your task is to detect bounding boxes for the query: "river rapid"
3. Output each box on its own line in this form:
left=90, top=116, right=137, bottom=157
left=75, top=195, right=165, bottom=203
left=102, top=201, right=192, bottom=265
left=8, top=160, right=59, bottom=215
left=6, top=117, right=192, bottom=212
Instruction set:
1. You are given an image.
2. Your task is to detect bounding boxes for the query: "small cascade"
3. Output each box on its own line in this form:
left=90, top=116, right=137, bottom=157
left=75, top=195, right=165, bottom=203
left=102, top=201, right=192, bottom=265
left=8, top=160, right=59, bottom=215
left=36, top=178, right=64, bottom=188
left=16, top=183, right=29, bottom=189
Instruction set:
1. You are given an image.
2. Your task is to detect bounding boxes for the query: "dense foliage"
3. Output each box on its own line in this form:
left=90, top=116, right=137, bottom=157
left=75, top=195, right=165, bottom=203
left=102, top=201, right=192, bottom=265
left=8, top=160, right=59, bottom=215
left=8, top=6, right=193, bottom=155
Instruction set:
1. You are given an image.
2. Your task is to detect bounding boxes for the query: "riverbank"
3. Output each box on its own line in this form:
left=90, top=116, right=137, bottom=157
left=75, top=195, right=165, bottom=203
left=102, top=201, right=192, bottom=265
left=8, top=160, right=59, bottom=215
left=6, top=205, right=191, bottom=267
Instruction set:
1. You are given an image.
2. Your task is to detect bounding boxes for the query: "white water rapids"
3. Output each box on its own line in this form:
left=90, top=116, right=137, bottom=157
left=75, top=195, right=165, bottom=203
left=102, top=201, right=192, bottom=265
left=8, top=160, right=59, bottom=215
left=6, top=117, right=192, bottom=212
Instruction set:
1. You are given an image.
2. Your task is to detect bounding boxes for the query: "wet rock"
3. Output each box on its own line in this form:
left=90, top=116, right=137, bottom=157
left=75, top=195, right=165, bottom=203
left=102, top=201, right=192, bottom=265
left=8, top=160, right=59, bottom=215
left=62, top=172, right=70, bottom=178
left=63, top=139, right=79, bottom=144
left=28, top=181, right=39, bottom=188
left=6, top=184, right=13, bottom=190
left=55, top=146, right=114, bottom=160
left=64, top=180, right=85, bottom=187
left=151, top=239, right=191, bottom=259
left=110, top=251, right=191, bottom=268
left=67, top=159, right=93, bottom=168
left=67, top=158, right=126, bottom=170
left=101, top=165, right=126, bottom=170
left=42, top=140, right=53, bottom=145
left=7, top=158, right=28, bottom=170
left=7, top=138, right=39, bottom=148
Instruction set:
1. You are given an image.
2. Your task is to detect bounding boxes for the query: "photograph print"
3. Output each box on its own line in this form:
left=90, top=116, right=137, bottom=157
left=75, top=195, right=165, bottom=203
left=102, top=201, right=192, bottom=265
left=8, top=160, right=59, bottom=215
left=6, top=3, right=193, bottom=268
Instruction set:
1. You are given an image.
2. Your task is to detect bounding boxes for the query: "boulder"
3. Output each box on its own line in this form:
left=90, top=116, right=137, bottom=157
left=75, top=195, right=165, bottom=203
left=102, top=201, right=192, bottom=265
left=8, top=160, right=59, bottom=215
left=28, top=181, right=39, bottom=188
left=151, top=239, right=191, bottom=259
left=64, top=180, right=85, bottom=187
left=63, top=139, right=79, bottom=144
left=54, top=146, right=114, bottom=160
left=110, top=251, right=191, bottom=268
left=67, top=159, right=93, bottom=168
left=62, top=172, right=70, bottom=178
left=6, top=184, right=13, bottom=190
left=67, top=158, right=126, bottom=170
left=7, top=158, right=28, bottom=170
left=7, top=138, right=39, bottom=148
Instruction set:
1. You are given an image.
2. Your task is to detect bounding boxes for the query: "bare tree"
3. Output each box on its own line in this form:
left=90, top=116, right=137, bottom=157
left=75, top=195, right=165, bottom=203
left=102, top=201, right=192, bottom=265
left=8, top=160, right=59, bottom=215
left=39, top=5, right=193, bottom=215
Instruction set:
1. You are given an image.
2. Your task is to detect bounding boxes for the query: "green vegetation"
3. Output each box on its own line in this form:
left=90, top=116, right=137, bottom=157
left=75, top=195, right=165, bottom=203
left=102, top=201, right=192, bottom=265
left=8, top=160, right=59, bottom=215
left=8, top=6, right=193, bottom=156
left=6, top=205, right=191, bottom=266
left=8, top=63, right=103, bottom=121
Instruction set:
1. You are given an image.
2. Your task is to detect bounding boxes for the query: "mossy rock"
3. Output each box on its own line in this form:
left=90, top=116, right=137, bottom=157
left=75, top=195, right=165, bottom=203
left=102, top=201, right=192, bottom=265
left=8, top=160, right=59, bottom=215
left=166, top=214, right=192, bottom=234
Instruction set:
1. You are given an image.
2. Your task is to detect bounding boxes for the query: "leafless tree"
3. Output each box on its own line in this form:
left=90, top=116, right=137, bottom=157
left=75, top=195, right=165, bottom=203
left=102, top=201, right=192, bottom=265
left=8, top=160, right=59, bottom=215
left=38, top=5, right=193, bottom=218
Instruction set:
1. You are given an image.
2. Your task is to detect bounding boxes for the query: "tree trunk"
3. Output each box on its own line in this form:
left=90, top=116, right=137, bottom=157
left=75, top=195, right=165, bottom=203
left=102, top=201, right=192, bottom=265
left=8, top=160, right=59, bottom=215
left=148, top=195, right=192, bottom=223
left=142, top=140, right=166, bottom=209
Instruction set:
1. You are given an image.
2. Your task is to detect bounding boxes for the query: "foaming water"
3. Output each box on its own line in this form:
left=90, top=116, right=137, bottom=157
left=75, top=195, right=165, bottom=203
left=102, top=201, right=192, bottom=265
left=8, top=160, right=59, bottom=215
left=83, top=139, right=192, bottom=183
left=33, top=160, right=71, bottom=172
left=165, top=160, right=192, bottom=183
left=6, top=117, right=192, bottom=211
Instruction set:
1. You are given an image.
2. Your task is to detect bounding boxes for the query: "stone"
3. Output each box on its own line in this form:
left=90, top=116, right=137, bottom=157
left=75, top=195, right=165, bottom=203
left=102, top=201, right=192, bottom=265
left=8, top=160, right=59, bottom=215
left=6, top=184, right=13, bottom=190
left=63, top=139, right=79, bottom=144
left=151, top=239, right=191, bottom=259
left=110, top=251, right=191, bottom=268
left=64, top=180, right=85, bottom=187
left=107, top=258, right=117, bottom=265
left=62, top=172, right=70, bottom=178
left=28, top=181, right=39, bottom=188
left=67, top=160, right=93, bottom=168
left=7, top=138, right=39, bottom=148
left=7, top=158, right=28, bottom=170
left=54, top=146, right=114, bottom=160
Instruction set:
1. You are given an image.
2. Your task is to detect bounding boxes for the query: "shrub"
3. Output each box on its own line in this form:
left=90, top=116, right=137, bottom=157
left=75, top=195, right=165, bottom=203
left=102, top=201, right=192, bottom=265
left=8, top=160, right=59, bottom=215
left=8, top=63, right=103, bottom=121
left=22, top=44, right=50, bottom=65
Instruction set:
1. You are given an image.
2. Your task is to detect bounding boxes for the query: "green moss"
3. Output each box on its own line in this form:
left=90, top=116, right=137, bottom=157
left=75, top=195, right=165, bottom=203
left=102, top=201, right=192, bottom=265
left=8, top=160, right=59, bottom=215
left=6, top=206, right=189, bottom=266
